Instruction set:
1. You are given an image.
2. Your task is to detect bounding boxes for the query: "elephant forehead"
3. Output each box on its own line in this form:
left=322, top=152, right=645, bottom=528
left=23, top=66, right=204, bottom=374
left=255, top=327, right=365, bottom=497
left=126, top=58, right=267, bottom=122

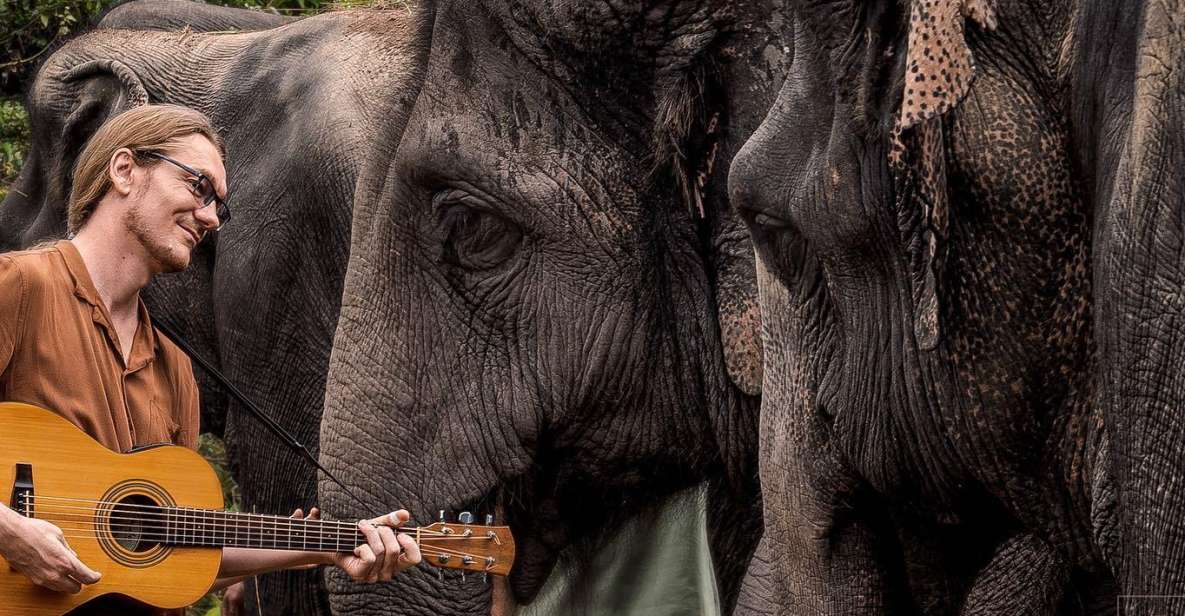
left=400, top=69, right=652, bottom=237
left=478, top=0, right=729, bottom=68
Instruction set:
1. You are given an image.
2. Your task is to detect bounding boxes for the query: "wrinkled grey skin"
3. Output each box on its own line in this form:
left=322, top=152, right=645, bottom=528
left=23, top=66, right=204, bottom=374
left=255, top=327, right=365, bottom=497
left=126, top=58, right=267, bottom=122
left=100, top=0, right=292, bottom=31
left=0, top=8, right=425, bottom=614
left=318, top=1, right=788, bottom=614
left=5, top=1, right=789, bottom=614
left=1073, top=1, right=1185, bottom=610
left=731, top=0, right=1185, bottom=614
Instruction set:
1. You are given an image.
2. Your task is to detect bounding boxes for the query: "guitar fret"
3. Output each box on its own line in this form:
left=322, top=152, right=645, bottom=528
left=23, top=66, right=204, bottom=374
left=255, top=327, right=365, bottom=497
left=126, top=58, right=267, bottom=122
left=150, top=506, right=396, bottom=553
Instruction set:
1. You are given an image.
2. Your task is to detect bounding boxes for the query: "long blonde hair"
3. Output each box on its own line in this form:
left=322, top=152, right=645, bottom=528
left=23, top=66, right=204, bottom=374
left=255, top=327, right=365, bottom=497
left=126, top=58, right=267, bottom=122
left=67, top=104, right=223, bottom=234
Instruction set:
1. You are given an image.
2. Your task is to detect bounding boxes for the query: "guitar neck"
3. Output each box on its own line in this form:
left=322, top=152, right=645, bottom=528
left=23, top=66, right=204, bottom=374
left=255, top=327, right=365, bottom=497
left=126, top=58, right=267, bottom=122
left=144, top=508, right=516, bottom=576
left=159, top=508, right=364, bottom=552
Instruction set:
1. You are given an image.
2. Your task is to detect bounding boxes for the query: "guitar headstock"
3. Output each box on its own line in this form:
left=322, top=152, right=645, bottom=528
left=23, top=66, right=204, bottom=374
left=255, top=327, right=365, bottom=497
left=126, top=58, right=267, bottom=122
left=414, top=522, right=515, bottom=577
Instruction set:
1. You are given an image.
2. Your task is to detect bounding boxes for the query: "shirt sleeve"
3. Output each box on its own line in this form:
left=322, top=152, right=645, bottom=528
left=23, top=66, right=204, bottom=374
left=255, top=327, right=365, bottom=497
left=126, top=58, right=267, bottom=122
left=0, top=256, right=28, bottom=376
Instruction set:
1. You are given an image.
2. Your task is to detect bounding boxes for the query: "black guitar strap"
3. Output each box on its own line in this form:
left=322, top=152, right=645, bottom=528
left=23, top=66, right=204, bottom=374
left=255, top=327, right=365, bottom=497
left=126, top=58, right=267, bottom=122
left=153, top=318, right=365, bottom=507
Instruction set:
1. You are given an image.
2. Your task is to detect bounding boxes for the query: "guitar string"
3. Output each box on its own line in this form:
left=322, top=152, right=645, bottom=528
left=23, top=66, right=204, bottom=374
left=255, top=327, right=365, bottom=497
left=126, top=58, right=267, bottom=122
left=45, top=535, right=500, bottom=573
left=28, top=506, right=499, bottom=559
left=47, top=530, right=493, bottom=568
left=24, top=497, right=503, bottom=561
left=26, top=508, right=443, bottom=540
left=27, top=495, right=383, bottom=531
left=49, top=527, right=491, bottom=562
left=40, top=514, right=498, bottom=545
left=48, top=525, right=484, bottom=556
left=39, top=513, right=494, bottom=541
left=25, top=496, right=457, bottom=536
left=26, top=497, right=472, bottom=540
left=27, top=499, right=501, bottom=546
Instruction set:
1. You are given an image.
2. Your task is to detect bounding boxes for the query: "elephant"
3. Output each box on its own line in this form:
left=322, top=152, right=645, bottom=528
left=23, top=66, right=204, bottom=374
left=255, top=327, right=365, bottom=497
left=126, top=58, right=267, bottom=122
left=1072, top=1, right=1185, bottom=609
left=730, top=0, right=1185, bottom=613
left=315, top=0, right=792, bottom=614
left=99, top=0, right=293, bottom=31
left=4, top=1, right=791, bottom=614
left=0, top=7, right=426, bottom=613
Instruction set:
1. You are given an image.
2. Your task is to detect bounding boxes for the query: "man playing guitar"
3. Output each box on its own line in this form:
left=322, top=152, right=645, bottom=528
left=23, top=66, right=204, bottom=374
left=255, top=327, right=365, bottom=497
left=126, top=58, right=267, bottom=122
left=0, top=104, right=421, bottom=614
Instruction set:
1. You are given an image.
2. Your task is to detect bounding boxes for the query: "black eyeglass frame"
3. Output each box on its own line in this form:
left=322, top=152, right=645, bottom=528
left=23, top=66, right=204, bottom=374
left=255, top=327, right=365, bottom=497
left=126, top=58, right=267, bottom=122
left=136, top=150, right=231, bottom=229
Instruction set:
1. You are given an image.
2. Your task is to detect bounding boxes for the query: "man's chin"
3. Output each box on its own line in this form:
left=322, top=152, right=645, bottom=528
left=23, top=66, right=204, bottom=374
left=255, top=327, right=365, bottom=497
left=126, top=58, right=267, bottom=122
left=152, top=244, right=191, bottom=273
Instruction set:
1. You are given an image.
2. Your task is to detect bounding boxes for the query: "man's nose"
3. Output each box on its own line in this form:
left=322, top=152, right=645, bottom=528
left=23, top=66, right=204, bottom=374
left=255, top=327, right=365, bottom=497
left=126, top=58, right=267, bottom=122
left=195, top=202, right=221, bottom=230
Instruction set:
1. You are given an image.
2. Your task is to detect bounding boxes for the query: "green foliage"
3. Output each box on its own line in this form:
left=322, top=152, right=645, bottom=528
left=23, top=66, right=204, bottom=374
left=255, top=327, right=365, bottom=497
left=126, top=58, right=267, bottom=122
left=0, top=98, right=28, bottom=202
left=1, top=0, right=110, bottom=96
left=1, top=0, right=335, bottom=97
left=0, top=0, right=339, bottom=198
left=199, top=431, right=242, bottom=511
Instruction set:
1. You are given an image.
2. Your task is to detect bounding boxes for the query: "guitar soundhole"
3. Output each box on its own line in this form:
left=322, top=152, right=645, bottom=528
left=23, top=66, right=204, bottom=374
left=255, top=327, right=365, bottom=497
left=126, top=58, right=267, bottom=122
left=111, top=494, right=163, bottom=552
left=97, top=480, right=174, bottom=568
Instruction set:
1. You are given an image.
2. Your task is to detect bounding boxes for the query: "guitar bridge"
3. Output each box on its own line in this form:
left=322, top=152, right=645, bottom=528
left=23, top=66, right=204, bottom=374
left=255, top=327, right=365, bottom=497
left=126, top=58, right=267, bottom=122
left=10, top=463, right=33, bottom=517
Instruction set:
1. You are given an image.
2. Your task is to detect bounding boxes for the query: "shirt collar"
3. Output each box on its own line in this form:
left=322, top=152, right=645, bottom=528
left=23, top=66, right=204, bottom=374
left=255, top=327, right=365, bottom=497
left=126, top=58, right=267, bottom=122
left=57, top=239, right=103, bottom=308
left=56, top=240, right=160, bottom=371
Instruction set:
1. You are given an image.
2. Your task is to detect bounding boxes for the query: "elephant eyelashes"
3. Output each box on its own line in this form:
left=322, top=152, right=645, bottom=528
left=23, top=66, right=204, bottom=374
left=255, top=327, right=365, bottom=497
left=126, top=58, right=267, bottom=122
left=435, top=191, right=523, bottom=271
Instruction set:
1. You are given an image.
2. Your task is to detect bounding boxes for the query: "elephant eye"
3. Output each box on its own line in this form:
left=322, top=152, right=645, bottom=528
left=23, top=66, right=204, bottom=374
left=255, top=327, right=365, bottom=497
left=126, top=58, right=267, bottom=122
left=435, top=189, right=522, bottom=271
left=744, top=208, right=792, bottom=231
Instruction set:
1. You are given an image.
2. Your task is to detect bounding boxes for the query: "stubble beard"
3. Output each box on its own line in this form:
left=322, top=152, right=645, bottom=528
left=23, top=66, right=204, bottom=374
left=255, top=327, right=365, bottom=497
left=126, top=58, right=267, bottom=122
left=124, top=202, right=191, bottom=273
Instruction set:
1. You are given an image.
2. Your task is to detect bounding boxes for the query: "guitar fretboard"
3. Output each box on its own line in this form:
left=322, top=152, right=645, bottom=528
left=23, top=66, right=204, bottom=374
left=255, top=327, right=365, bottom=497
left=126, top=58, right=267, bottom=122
left=153, top=508, right=365, bottom=552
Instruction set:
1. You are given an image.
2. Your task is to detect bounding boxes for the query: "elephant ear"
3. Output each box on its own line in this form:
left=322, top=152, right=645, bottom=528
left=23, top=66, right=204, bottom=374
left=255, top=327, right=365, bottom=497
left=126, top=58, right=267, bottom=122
left=14, top=58, right=149, bottom=245
left=58, top=59, right=150, bottom=169
left=714, top=204, right=763, bottom=396
left=889, top=0, right=996, bottom=350
left=647, top=25, right=763, bottom=395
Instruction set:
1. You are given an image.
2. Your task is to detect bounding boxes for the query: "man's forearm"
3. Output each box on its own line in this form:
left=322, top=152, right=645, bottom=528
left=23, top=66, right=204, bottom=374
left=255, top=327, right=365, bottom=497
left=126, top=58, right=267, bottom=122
left=218, top=547, right=334, bottom=579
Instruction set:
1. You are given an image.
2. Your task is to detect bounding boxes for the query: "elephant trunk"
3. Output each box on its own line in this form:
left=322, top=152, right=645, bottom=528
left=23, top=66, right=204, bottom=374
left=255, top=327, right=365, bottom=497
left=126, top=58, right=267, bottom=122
left=1077, top=0, right=1185, bottom=604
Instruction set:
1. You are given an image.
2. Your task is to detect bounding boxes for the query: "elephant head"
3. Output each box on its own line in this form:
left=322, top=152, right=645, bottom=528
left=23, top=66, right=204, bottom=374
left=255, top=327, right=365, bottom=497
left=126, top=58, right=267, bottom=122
left=317, top=0, right=787, bottom=613
left=730, top=0, right=1105, bottom=613
left=0, top=8, right=429, bottom=613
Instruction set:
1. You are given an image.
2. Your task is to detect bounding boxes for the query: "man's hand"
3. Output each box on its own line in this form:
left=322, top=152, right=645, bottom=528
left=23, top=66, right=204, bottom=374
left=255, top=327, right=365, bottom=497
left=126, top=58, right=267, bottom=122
left=0, top=506, right=101, bottom=593
left=332, top=510, right=422, bottom=583
left=221, top=581, right=246, bottom=616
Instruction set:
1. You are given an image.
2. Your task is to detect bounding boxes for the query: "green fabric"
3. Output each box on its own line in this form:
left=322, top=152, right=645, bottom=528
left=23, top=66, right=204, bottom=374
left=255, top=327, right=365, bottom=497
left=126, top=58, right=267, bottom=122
left=519, top=485, right=719, bottom=616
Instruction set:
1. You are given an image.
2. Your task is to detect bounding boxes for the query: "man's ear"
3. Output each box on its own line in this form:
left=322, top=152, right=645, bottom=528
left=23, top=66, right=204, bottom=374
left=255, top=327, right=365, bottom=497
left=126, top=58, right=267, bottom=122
left=889, top=0, right=997, bottom=351
left=107, top=148, right=138, bottom=197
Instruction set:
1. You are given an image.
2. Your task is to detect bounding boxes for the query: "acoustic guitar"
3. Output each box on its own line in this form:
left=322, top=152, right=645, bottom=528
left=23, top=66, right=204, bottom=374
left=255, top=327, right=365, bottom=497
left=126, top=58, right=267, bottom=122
left=0, top=402, right=514, bottom=615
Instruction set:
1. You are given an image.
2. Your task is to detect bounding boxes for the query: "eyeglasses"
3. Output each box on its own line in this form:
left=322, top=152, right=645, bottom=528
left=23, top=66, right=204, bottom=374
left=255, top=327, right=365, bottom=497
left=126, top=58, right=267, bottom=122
left=137, top=151, right=231, bottom=230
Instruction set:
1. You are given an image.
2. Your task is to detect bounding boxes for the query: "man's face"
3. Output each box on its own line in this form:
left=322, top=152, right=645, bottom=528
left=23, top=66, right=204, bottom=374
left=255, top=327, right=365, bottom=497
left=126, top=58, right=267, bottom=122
left=125, top=133, right=227, bottom=273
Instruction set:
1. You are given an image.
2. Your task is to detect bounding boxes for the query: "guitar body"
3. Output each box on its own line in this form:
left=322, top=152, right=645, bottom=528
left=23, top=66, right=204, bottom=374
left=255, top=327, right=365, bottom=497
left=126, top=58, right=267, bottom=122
left=0, top=402, right=223, bottom=615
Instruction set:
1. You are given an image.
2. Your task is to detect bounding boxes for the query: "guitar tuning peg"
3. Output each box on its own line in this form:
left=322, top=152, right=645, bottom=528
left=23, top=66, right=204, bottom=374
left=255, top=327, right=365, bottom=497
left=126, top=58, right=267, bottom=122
left=438, top=509, right=446, bottom=523
left=482, top=514, right=494, bottom=583
left=459, top=511, right=474, bottom=524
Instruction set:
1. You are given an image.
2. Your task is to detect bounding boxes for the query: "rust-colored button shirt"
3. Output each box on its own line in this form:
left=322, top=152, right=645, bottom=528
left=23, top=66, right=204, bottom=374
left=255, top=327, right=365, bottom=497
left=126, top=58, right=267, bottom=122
left=0, top=240, right=199, bottom=452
